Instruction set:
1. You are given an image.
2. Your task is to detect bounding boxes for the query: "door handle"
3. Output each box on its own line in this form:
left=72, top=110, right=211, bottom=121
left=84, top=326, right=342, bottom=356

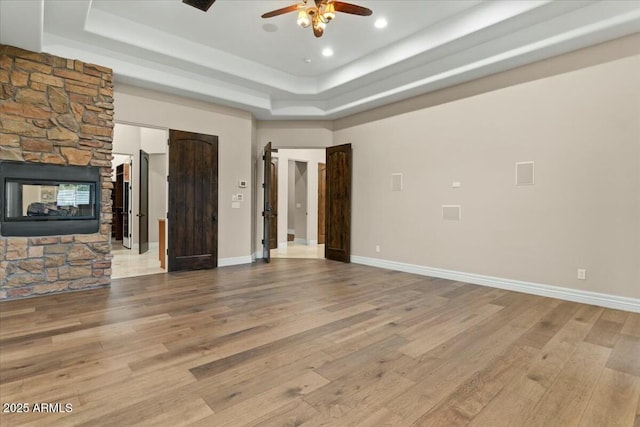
left=136, top=213, right=145, bottom=217
left=212, top=215, right=217, bottom=222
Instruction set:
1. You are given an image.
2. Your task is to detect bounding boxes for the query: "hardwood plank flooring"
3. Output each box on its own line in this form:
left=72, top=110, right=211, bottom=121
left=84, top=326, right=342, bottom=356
left=0, top=259, right=638, bottom=426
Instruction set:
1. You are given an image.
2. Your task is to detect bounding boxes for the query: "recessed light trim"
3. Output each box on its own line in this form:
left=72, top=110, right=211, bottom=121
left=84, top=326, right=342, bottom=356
left=322, top=47, right=333, bottom=57
left=374, top=18, right=387, bottom=29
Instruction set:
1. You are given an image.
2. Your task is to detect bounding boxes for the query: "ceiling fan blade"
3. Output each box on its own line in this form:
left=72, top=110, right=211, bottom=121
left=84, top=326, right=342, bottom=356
left=261, top=4, right=300, bottom=19
left=182, top=0, right=216, bottom=12
left=332, top=1, right=372, bottom=16
left=313, top=25, right=324, bottom=37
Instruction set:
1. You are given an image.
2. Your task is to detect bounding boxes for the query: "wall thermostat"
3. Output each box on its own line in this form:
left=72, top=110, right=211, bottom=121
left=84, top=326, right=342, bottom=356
left=238, top=180, right=247, bottom=188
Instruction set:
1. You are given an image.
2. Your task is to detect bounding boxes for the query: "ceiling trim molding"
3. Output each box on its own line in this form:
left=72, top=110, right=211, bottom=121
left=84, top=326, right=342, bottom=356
left=333, top=33, right=640, bottom=130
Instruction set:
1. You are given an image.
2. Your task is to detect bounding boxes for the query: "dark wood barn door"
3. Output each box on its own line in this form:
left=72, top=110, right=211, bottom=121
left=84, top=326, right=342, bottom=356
left=168, top=130, right=218, bottom=271
left=262, top=142, right=278, bottom=262
left=138, top=150, right=149, bottom=254
left=325, top=144, right=352, bottom=262
left=317, top=163, right=326, bottom=245
left=269, top=160, right=278, bottom=249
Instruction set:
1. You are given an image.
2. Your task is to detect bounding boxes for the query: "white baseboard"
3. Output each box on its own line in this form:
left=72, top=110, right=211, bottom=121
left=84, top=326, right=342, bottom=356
left=308, top=240, right=318, bottom=246
left=254, top=250, right=263, bottom=260
left=294, top=238, right=308, bottom=245
left=218, top=256, right=253, bottom=267
left=351, top=255, right=640, bottom=313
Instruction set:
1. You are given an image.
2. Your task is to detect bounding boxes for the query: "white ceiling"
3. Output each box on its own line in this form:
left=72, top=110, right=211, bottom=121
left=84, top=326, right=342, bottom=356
left=1, top=0, right=639, bottom=120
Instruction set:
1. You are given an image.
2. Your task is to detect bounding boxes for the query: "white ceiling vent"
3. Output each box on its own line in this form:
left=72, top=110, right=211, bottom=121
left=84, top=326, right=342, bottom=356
left=442, top=205, right=461, bottom=221
left=516, top=161, right=535, bottom=186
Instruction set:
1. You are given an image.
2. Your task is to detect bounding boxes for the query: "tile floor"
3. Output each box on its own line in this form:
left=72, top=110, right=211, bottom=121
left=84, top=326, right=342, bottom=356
left=111, top=242, right=165, bottom=279
left=271, top=242, right=325, bottom=259
left=111, top=241, right=323, bottom=278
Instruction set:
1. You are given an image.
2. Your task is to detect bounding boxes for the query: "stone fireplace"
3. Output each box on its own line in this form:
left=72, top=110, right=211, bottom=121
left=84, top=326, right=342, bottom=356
left=0, top=45, right=114, bottom=299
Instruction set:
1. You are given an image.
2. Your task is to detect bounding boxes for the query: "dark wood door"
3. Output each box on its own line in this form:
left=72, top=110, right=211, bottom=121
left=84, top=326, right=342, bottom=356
left=269, top=160, right=278, bottom=249
left=262, top=142, right=278, bottom=262
left=168, top=130, right=218, bottom=271
left=113, top=163, right=124, bottom=241
left=325, top=144, right=352, bottom=262
left=317, top=163, right=326, bottom=245
left=139, top=150, right=149, bottom=254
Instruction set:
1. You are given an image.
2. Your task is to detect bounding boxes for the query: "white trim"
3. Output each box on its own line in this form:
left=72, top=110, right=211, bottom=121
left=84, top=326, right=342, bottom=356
left=278, top=242, right=288, bottom=250
left=308, top=239, right=318, bottom=246
left=254, top=251, right=263, bottom=260
left=294, top=238, right=308, bottom=245
left=351, top=256, right=640, bottom=313
left=218, top=256, right=253, bottom=267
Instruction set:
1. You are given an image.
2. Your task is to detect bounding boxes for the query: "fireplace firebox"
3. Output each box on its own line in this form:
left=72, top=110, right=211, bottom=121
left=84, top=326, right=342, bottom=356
left=0, top=161, right=101, bottom=237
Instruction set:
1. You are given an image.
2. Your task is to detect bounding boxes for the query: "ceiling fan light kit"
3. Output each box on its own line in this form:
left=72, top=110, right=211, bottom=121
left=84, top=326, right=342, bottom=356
left=262, top=0, right=373, bottom=38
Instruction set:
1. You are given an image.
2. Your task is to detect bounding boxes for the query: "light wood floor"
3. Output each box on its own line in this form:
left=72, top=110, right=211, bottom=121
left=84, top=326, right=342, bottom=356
left=1, top=259, right=639, bottom=426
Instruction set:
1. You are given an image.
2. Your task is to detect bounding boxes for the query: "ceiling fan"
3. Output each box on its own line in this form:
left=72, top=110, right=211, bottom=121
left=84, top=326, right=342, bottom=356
left=261, top=0, right=373, bottom=38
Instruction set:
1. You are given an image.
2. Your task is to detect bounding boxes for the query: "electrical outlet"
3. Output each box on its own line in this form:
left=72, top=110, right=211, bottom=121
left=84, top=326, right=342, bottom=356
left=375, top=245, right=381, bottom=253
left=577, top=269, right=586, bottom=280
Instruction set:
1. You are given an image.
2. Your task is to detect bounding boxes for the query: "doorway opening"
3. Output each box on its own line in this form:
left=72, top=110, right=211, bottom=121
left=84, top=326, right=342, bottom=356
left=110, top=123, right=168, bottom=279
left=269, top=149, right=326, bottom=259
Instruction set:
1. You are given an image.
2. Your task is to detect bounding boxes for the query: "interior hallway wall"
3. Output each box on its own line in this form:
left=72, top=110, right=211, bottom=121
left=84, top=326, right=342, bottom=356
left=294, top=162, right=308, bottom=243
left=272, top=149, right=326, bottom=248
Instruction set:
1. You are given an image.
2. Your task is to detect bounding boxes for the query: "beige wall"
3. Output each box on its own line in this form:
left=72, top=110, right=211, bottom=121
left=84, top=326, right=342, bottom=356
left=114, top=86, right=254, bottom=260
left=334, top=55, right=640, bottom=299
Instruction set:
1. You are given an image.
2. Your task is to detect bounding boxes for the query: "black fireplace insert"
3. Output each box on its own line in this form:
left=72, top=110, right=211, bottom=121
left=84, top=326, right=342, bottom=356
left=0, top=161, right=101, bottom=236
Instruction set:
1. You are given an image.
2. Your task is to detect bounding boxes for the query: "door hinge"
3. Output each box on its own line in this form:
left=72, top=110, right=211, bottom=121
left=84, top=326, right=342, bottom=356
left=166, top=249, right=168, bottom=255
left=167, top=138, right=170, bottom=146
left=261, top=239, right=264, bottom=244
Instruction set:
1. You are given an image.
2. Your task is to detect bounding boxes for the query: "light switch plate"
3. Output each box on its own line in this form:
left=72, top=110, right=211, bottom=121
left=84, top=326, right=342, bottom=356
left=237, top=194, right=244, bottom=202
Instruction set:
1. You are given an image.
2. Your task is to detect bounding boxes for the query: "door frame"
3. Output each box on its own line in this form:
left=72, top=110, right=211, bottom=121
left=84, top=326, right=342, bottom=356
left=260, top=146, right=348, bottom=261
left=111, top=121, right=170, bottom=275
left=111, top=152, right=133, bottom=249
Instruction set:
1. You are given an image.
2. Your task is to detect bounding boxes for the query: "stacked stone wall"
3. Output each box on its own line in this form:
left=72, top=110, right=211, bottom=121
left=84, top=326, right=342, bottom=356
left=0, top=45, right=113, bottom=299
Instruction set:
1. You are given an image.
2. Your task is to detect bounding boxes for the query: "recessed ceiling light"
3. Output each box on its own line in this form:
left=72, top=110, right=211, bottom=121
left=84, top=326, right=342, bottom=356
left=374, top=18, right=387, bottom=29
left=322, top=48, right=333, bottom=57
left=304, top=58, right=312, bottom=63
